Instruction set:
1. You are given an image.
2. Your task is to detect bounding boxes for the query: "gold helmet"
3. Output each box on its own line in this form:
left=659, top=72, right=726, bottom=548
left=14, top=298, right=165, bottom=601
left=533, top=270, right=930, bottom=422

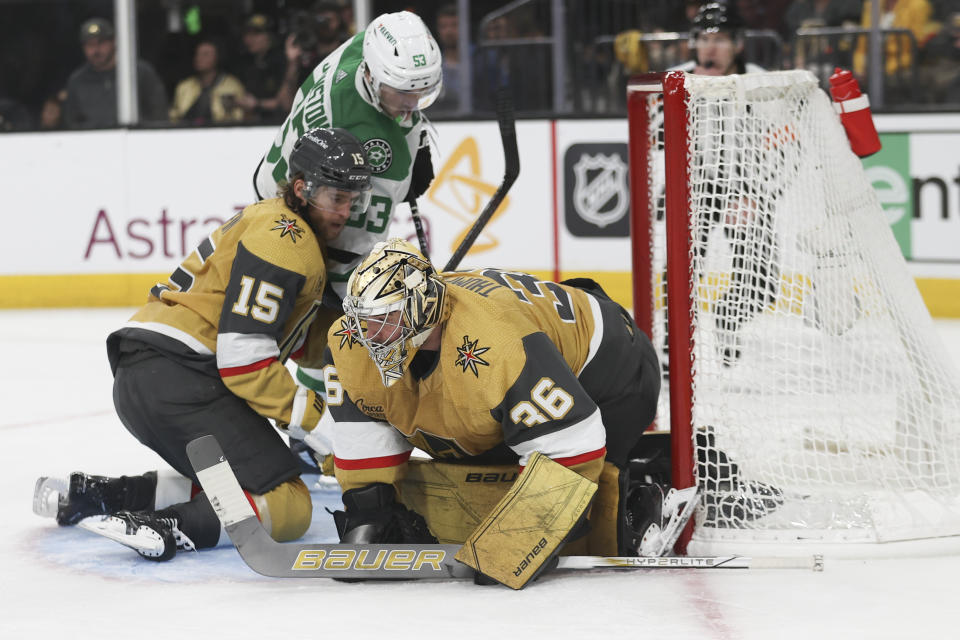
left=342, top=238, right=446, bottom=386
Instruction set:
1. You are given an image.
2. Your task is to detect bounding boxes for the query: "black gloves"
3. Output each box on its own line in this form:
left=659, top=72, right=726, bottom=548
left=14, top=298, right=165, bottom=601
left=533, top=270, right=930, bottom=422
left=332, top=483, right=437, bottom=544
left=405, top=143, right=434, bottom=203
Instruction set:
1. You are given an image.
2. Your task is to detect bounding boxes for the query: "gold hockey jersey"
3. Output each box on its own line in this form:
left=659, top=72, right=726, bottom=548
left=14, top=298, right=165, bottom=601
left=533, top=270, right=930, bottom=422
left=107, top=198, right=327, bottom=432
left=319, top=269, right=650, bottom=491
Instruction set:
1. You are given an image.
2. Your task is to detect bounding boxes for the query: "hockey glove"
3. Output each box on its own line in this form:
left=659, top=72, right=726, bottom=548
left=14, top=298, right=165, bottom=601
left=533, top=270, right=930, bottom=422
left=405, top=143, right=434, bottom=203
left=332, top=483, right=437, bottom=544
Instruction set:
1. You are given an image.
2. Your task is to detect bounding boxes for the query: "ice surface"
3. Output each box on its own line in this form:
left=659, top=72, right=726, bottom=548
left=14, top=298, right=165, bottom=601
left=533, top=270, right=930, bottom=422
left=3, top=308, right=959, bottom=639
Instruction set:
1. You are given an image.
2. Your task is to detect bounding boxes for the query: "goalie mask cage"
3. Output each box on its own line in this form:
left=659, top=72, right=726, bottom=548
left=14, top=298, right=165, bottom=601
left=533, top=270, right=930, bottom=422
left=628, top=70, right=960, bottom=556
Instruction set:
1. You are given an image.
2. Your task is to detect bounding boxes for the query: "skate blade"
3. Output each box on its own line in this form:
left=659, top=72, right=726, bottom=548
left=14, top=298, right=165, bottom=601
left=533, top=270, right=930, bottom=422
left=641, top=486, right=700, bottom=557
left=78, top=516, right=167, bottom=556
left=33, top=477, right=67, bottom=518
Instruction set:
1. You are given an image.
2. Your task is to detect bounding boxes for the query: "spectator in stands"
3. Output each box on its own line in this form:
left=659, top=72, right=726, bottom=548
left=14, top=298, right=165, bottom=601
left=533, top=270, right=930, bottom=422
left=0, top=95, right=32, bottom=131
left=313, top=0, right=351, bottom=58
left=40, top=90, right=66, bottom=130
left=614, top=0, right=702, bottom=80
left=0, top=66, right=33, bottom=131
left=431, top=3, right=464, bottom=114
left=784, top=0, right=862, bottom=72
left=62, top=18, right=168, bottom=128
left=734, top=0, right=793, bottom=31
left=235, top=14, right=287, bottom=124
left=918, top=11, right=960, bottom=102
left=170, top=38, right=246, bottom=125
left=333, top=0, right=356, bottom=38
left=272, top=2, right=351, bottom=115
left=784, top=0, right=862, bottom=33
left=475, top=14, right=512, bottom=100
left=852, top=0, right=941, bottom=80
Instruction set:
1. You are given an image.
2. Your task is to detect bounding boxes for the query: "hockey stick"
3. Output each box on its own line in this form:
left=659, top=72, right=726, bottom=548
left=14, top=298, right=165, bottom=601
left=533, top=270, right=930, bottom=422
left=408, top=199, right=430, bottom=261
left=187, top=434, right=471, bottom=579
left=442, top=88, right=519, bottom=272
left=186, top=435, right=823, bottom=579
left=560, top=555, right=823, bottom=571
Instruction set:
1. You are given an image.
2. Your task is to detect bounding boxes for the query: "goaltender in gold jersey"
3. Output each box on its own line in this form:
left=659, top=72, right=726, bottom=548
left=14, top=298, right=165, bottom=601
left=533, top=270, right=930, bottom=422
left=302, top=238, right=698, bottom=589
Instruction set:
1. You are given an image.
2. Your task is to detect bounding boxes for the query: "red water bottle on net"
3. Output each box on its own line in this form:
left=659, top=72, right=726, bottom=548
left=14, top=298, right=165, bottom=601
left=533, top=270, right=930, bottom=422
left=829, top=67, right=881, bottom=158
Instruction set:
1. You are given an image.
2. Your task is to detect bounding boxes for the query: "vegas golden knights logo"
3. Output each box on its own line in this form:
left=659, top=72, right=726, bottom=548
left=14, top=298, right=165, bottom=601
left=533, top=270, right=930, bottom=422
left=333, top=318, right=362, bottom=349
left=454, top=335, right=490, bottom=376
left=272, top=215, right=304, bottom=243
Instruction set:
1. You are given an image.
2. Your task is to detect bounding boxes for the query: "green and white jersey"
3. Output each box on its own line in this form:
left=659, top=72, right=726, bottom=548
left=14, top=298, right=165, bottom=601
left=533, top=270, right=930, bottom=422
left=253, top=33, right=423, bottom=298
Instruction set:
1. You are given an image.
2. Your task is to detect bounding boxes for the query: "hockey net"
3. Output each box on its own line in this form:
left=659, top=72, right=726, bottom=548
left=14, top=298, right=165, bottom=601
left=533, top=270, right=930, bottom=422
left=628, top=70, right=960, bottom=555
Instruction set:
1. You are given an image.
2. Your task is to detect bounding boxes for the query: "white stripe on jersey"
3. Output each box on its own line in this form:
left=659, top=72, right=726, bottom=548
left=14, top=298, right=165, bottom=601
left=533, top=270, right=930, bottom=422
left=577, top=292, right=604, bottom=375
left=216, top=332, right=280, bottom=368
left=333, top=419, right=413, bottom=461
left=123, top=320, right=214, bottom=355
left=509, top=407, right=607, bottom=466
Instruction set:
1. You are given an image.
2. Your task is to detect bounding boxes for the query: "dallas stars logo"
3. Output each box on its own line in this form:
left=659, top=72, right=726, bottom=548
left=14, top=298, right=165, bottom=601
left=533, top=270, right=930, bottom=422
left=333, top=319, right=362, bottom=349
left=272, top=215, right=304, bottom=243
left=454, top=335, right=490, bottom=376
left=363, top=138, right=393, bottom=174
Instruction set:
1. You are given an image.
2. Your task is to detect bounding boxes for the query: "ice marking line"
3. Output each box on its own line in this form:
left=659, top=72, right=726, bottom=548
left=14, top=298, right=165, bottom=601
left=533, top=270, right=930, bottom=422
left=1, top=409, right=113, bottom=430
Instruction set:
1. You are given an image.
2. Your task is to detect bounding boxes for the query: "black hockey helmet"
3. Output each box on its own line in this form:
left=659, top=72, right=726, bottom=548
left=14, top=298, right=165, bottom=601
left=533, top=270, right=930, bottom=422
left=690, top=2, right=744, bottom=40
left=288, top=127, right=372, bottom=205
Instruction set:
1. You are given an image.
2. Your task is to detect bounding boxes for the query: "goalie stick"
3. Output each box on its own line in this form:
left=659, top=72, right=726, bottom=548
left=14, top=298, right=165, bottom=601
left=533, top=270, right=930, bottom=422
left=442, top=88, right=520, bottom=272
left=186, top=435, right=823, bottom=580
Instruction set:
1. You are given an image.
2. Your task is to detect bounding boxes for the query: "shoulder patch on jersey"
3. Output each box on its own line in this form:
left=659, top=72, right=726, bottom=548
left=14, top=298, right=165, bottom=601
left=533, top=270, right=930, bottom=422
left=333, top=317, right=362, bottom=349
left=271, top=214, right=305, bottom=243
left=454, top=335, right=490, bottom=376
left=363, top=138, right=393, bottom=174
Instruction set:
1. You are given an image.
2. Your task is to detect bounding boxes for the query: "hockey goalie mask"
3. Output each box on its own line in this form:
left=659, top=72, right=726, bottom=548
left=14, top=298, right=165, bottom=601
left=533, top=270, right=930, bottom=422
left=342, top=238, right=446, bottom=387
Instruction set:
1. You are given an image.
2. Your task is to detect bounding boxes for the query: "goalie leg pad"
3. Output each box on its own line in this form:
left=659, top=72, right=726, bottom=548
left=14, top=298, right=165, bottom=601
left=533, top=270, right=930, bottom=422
left=454, top=452, right=597, bottom=590
left=583, top=461, right=624, bottom=556
left=398, top=459, right=518, bottom=543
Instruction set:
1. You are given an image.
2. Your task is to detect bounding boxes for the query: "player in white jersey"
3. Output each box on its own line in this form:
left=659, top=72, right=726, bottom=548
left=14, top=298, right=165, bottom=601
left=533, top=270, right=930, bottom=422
left=252, top=11, right=443, bottom=406
left=253, top=11, right=441, bottom=302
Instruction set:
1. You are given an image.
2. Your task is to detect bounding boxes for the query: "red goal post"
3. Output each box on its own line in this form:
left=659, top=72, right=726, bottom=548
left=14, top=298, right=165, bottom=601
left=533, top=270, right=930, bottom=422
left=628, top=72, right=696, bottom=552
left=627, top=70, right=960, bottom=557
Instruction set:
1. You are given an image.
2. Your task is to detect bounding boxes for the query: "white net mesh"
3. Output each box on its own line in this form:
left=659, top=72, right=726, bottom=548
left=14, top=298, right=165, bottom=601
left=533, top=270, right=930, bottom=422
left=638, top=70, right=960, bottom=550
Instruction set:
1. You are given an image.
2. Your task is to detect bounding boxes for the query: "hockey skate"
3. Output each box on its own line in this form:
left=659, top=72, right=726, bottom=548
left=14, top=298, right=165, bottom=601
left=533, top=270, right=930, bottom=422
left=696, top=426, right=784, bottom=524
left=626, top=483, right=700, bottom=557
left=78, top=509, right=195, bottom=562
left=33, top=471, right=156, bottom=526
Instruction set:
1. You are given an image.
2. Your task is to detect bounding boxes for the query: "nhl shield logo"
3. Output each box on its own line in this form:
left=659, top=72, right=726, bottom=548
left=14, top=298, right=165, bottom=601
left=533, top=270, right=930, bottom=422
left=563, top=143, right=630, bottom=237
left=572, top=153, right=628, bottom=228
